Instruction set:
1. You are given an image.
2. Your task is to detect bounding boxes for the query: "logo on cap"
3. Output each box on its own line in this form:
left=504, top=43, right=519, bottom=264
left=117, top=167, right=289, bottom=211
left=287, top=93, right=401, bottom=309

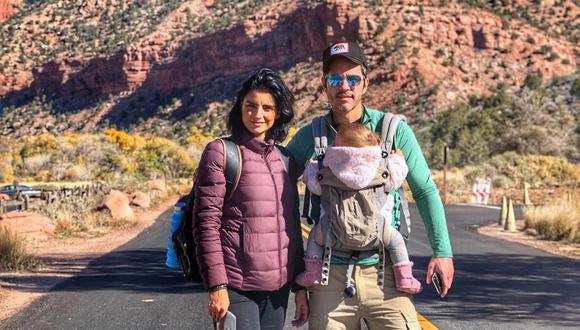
left=330, top=43, right=349, bottom=55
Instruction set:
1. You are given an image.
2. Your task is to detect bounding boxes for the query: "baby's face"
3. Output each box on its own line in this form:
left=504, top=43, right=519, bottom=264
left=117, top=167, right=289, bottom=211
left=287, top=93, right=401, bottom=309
left=334, top=133, right=373, bottom=148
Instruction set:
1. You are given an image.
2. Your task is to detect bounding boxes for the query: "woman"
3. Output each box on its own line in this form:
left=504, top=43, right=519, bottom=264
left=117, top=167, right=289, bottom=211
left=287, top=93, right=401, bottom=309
left=193, top=68, right=308, bottom=329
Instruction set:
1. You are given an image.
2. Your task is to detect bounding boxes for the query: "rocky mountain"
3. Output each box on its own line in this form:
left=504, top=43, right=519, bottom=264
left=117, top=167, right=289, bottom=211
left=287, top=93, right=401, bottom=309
left=0, top=0, right=19, bottom=22
left=0, top=0, right=578, bottom=140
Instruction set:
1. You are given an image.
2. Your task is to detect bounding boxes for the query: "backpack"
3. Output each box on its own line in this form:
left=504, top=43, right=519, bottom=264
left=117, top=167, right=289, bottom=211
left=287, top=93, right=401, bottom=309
left=304, top=113, right=411, bottom=292
left=171, top=137, right=291, bottom=282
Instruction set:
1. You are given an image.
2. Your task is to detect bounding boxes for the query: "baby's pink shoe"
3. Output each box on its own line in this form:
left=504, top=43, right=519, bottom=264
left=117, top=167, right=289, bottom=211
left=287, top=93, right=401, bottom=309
left=393, top=262, right=422, bottom=294
left=296, top=258, right=322, bottom=287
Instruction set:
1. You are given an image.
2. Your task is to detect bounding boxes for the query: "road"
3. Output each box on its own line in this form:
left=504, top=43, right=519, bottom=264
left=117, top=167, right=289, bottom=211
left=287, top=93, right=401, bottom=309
left=1, top=204, right=579, bottom=329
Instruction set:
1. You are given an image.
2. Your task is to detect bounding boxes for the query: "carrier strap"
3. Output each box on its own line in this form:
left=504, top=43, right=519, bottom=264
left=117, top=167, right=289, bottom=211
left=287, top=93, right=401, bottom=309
left=312, top=116, right=328, bottom=165
left=379, top=113, right=411, bottom=240
left=302, top=116, right=329, bottom=225
left=320, top=229, right=332, bottom=286
left=398, top=189, right=411, bottom=240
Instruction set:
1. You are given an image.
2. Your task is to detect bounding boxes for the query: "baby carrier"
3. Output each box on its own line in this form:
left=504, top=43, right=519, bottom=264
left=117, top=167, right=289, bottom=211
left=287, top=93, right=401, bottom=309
left=305, top=113, right=411, bottom=295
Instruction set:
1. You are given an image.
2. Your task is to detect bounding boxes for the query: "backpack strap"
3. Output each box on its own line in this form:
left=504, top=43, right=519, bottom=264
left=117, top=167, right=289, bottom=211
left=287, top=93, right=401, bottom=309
left=218, top=138, right=242, bottom=200
left=302, top=116, right=328, bottom=224
left=312, top=116, right=328, bottom=167
left=379, top=113, right=411, bottom=240
left=380, top=113, right=402, bottom=155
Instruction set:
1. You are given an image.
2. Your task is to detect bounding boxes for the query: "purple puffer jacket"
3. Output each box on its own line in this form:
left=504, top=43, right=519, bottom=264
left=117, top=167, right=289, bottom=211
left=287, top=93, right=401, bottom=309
left=193, top=131, right=304, bottom=292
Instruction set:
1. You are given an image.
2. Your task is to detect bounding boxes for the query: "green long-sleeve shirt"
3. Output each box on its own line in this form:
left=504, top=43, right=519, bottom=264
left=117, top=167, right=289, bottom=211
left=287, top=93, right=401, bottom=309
left=286, top=106, right=453, bottom=258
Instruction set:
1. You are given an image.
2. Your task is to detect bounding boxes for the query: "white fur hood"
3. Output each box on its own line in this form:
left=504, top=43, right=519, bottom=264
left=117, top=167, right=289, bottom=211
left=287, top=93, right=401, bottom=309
left=322, top=146, right=383, bottom=189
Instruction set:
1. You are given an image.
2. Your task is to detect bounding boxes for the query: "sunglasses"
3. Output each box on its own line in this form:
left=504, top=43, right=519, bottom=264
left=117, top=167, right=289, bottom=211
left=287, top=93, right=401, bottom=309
left=325, top=74, right=363, bottom=88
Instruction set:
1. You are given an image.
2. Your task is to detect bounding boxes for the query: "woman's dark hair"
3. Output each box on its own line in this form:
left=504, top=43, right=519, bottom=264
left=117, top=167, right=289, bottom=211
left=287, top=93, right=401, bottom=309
left=227, top=68, right=295, bottom=142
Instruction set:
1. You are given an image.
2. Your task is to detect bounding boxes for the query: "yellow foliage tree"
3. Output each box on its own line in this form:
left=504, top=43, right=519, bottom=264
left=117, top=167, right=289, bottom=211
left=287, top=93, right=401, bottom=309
left=141, top=137, right=195, bottom=179
left=526, top=155, right=580, bottom=183
left=186, top=126, right=214, bottom=146
left=104, top=128, right=146, bottom=152
left=22, top=134, right=58, bottom=158
left=0, top=163, right=14, bottom=184
left=61, top=133, right=83, bottom=147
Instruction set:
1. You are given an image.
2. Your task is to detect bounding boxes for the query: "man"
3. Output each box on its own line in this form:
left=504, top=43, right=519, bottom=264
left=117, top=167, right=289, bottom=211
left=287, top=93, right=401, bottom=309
left=286, top=41, right=454, bottom=329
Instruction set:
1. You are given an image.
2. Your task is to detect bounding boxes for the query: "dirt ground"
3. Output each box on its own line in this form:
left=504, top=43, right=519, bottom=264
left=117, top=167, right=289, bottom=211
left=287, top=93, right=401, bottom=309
left=0, top=196, right=178, bottom=322
left=478, top=220, right=580, bottom=260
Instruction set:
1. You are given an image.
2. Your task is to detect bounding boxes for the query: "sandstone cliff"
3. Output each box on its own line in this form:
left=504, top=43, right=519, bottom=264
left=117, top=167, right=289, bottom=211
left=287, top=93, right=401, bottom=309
left=0, top=0, right=18, bottom=23
left=0, top=0, right=578, bottom=138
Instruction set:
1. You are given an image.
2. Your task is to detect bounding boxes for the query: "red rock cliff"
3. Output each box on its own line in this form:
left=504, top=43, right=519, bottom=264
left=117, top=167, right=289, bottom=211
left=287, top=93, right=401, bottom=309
left=0, top=0, right=17, bottom=22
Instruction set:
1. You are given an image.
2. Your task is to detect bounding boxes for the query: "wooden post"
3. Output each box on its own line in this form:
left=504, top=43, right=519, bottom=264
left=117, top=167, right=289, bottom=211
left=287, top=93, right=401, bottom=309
left=523, top=182, right=532, bottom=206
left=24, top=195, right=30, bottom=211
left=0, top=199, right=5, bottom=214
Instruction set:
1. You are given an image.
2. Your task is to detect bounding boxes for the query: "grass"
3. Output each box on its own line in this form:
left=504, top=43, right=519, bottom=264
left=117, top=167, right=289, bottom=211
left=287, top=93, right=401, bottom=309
left=39, top=179, right=183, bottom=237
left=42, top=195, right=135, bottom=238
left=0, top=226, right=41, bottom=272
left=524, top=192, right=580, bottom=243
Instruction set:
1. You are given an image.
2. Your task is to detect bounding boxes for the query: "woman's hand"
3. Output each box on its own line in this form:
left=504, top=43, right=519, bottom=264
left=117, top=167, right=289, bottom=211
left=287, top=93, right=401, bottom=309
left=208, top=288, right=230, bottom=324
left=292, top=289, right=309, bottom=327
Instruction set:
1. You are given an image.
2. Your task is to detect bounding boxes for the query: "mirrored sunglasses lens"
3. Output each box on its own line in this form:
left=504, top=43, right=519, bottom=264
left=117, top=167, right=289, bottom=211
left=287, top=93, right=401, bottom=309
left=327, top=75, right=343, bottom=87
left=346, top=75, right=362, bottom=86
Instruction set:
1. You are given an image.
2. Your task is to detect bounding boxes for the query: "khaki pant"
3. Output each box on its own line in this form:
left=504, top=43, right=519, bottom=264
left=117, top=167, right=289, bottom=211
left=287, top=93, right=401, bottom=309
left=308, top=263, right=421, bottom=330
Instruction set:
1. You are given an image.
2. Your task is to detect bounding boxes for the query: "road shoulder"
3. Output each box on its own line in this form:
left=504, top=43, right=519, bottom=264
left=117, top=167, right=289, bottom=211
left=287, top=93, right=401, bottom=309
left=478, top=220, right=580, bottom=260
left=0, top=196, right=178, bottom=322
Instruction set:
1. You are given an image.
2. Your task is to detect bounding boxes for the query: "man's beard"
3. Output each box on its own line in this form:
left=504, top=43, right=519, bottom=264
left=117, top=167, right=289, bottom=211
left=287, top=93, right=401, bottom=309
left=334, top=99, right=358, bottom=113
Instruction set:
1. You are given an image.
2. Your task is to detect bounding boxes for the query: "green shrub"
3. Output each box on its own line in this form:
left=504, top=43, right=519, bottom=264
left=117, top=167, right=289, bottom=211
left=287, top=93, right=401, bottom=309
left=523, top=73, right=543, bottom=90
left=423, top=84, right=577, bottom=169
left=572, top=77, right=580, bottom=97
left=464, top=153, right=579, bottom=186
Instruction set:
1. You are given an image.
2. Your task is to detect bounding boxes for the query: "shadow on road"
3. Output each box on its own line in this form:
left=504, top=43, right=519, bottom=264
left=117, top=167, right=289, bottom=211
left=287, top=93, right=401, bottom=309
left=414, top=254, right=580, bottom=328
left=48, top=249, right=204, bottom=295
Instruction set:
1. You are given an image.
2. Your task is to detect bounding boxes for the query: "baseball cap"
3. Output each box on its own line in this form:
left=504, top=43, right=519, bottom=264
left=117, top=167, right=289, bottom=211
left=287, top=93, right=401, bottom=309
left=322, top=41, right=368, bottom=74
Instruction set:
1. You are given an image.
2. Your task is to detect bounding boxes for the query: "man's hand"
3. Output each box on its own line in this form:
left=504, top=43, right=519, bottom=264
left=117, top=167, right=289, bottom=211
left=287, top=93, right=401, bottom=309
left=208, top=288, right=229, bottom=326
left=426, top=257, right=454, bottom=298
left=292, top=289, right=309, bottom=327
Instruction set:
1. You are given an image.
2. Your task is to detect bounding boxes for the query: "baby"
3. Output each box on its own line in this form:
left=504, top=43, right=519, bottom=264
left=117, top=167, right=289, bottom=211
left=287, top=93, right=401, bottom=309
left=296, top=123, right=421, bottom=294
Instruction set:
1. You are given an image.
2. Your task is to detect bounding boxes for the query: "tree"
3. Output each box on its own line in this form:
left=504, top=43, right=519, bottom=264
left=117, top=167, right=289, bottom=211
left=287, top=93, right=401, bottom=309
left=495, top=88, right=576, bottom=158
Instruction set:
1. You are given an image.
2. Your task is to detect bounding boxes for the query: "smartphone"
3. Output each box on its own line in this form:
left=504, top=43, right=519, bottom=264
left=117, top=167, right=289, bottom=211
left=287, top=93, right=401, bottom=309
left=431, top=272, right=442, bottom=296
left=215, top=311, right=236, bottom=330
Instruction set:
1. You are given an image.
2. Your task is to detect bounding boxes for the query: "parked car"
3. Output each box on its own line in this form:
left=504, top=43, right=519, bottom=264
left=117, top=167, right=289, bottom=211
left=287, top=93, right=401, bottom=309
left=0, top=184, right=43, bottom=199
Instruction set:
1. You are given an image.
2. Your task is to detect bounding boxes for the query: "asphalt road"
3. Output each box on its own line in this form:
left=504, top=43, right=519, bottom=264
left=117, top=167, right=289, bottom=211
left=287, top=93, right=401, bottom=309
left=1, top=204, right=579, bottom=330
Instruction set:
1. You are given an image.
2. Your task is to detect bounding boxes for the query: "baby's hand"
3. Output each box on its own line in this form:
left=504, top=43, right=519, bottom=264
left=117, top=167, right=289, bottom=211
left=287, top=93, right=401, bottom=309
left=391, top=149, right=404, bottom=158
